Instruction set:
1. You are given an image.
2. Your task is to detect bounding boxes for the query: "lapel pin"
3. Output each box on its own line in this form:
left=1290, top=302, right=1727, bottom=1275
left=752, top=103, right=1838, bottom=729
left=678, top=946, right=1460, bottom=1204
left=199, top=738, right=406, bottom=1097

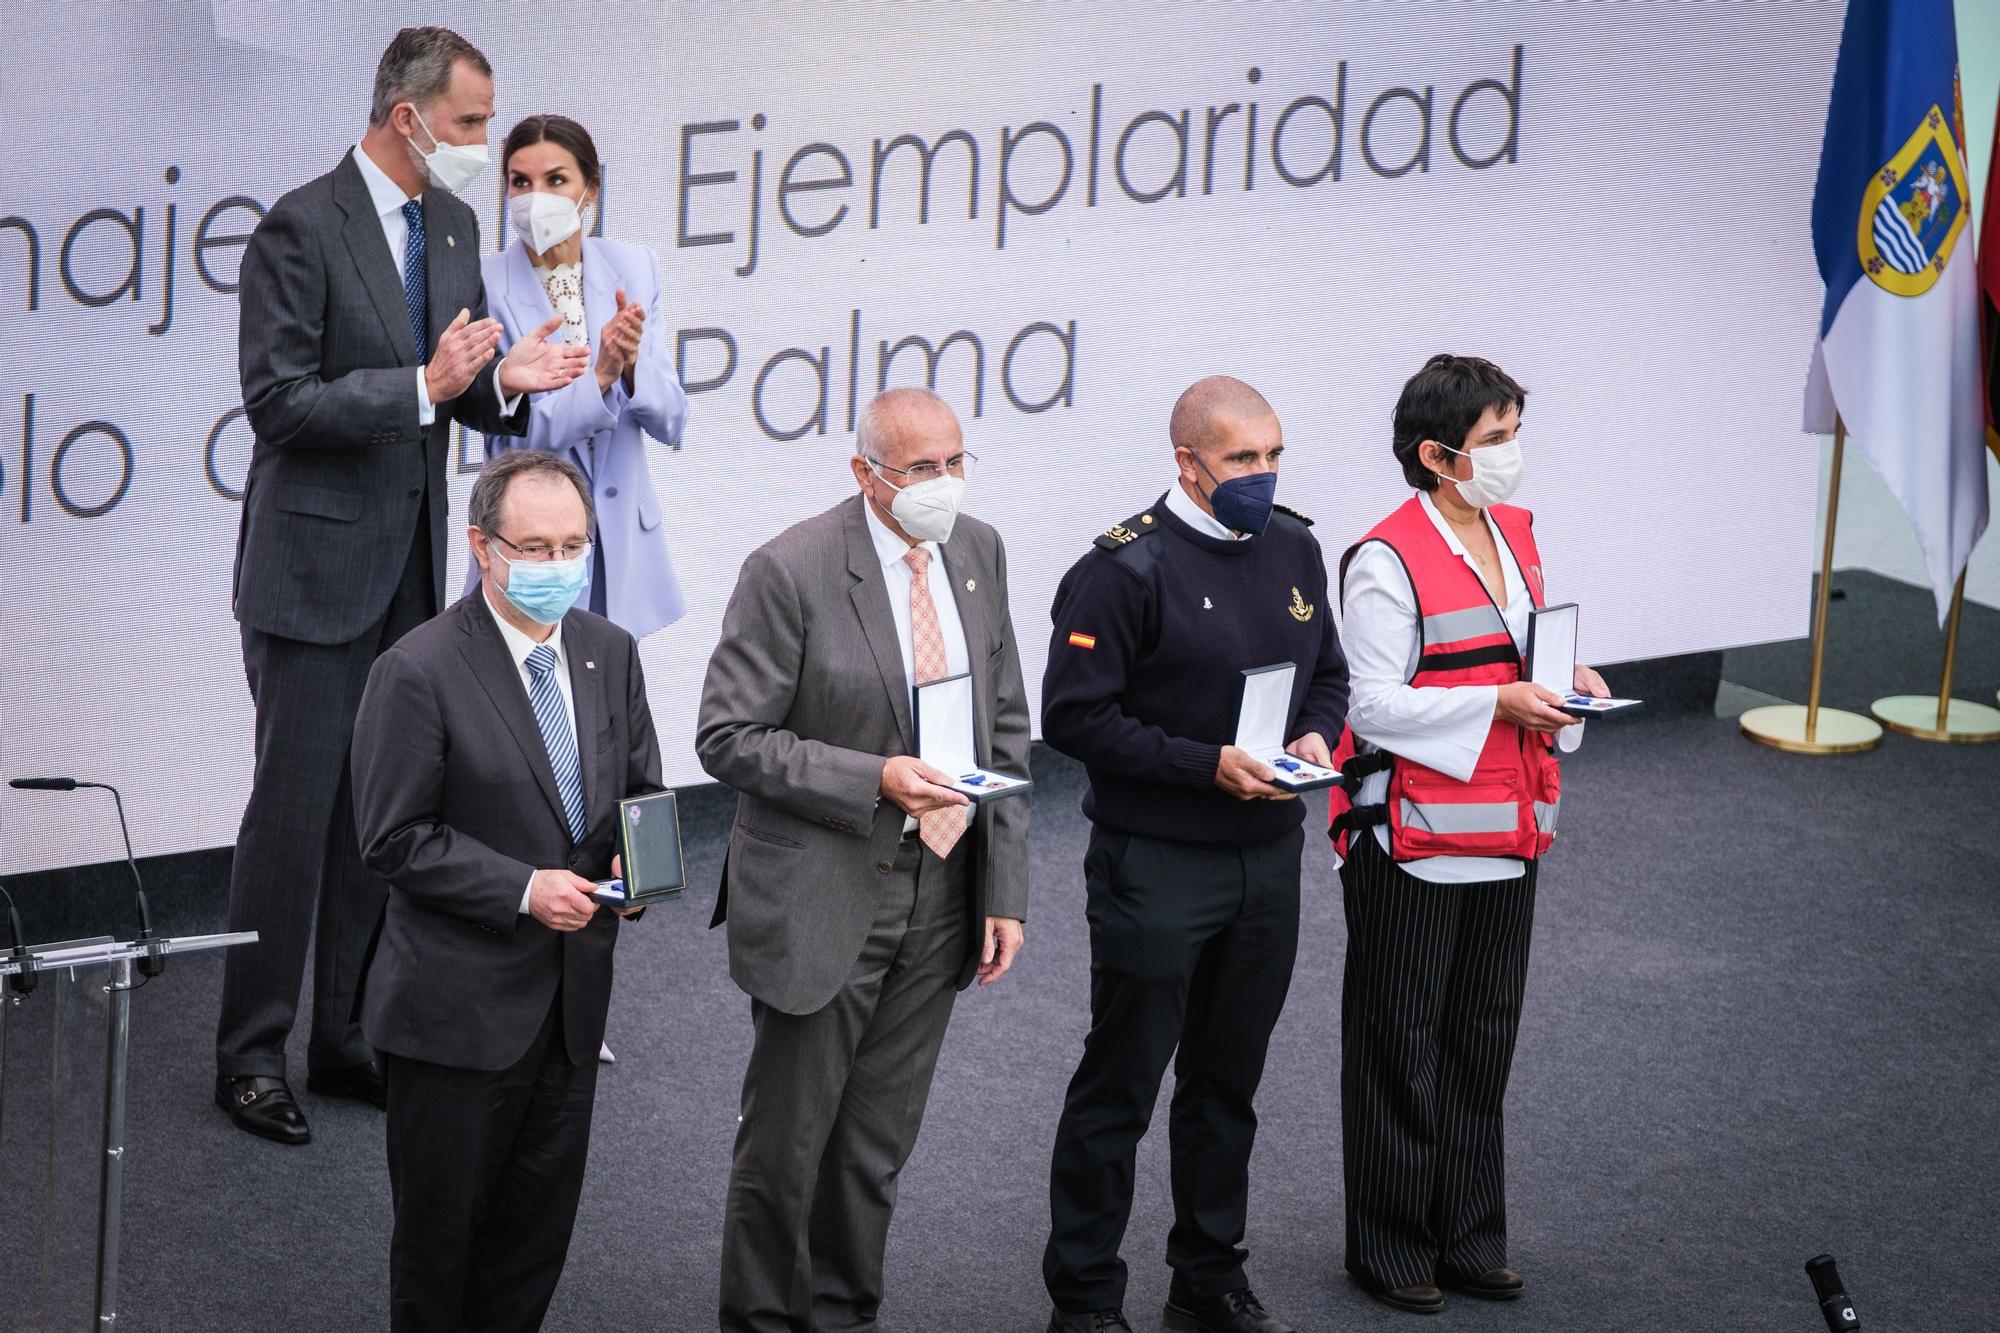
left=447, top=235, right=456, bottom=248
left=965, top=578, right=976, bottom=592
left=586, top=661, right=596, bottom=669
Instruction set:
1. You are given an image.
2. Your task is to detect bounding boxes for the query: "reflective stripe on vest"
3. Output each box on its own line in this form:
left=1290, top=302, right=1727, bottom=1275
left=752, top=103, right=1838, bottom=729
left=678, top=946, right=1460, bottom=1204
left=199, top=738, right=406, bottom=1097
left=1400, top=799, right=1519, bottom=835
left=1421, top=604, right=1510, bottom=646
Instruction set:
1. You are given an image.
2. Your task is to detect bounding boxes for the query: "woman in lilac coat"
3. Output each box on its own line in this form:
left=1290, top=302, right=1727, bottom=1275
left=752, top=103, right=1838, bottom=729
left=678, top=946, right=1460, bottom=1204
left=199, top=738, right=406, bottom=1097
left=466, top=114, right=689, bottom=639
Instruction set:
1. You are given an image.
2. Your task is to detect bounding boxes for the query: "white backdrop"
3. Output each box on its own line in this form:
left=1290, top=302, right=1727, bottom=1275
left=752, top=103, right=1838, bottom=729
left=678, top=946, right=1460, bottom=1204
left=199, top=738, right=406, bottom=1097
left=0, top=2, right=1843, bottom=874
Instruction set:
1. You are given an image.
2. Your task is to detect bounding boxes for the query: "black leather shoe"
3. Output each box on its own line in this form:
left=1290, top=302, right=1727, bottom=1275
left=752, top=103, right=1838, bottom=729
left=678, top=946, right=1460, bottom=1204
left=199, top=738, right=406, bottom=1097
left=1441, top=1266, right=1523, bottom=1300
left=306, top=1059, right=388, bottom=1109
left=1163, top=1285, right=1294, bottom=1333
left=1047, top=1310, right=1132, bottom=1332
left=1353, top=1275, right=1446, bottom=1315
left=215, top=1075, right=311, bottom=1146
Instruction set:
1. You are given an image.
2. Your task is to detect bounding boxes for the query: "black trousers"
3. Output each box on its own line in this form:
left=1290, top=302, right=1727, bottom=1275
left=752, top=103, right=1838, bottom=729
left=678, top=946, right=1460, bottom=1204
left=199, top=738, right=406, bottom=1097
left=215, top=507, right=433, bottom=1079
left=719, top=837, right=969, bottom=1333
left=1043, top=823, right=1303, bottom=1313
left=1339, top=831, right=1538, bottom=1291
left=382, top=994, right=599, bottom=1333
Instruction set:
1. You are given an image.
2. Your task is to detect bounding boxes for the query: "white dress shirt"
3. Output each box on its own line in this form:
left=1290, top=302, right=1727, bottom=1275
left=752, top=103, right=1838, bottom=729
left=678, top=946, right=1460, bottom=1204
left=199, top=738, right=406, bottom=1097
left=349, top=143, right=519, bottom=427
left=1341, top=491, right=1573, bottom=884
left=1163, top=477, right=1249, bottom=540
left=862, top=496, right=974, bottom=829
left=482, top=587, right=578, bottom=914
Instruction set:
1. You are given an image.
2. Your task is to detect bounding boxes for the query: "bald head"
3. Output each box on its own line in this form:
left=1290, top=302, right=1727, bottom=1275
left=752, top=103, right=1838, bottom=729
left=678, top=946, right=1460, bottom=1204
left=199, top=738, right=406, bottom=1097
left=1169, top=375, right=1276, bottom=457
left=857, top=386, right=961, bottom=466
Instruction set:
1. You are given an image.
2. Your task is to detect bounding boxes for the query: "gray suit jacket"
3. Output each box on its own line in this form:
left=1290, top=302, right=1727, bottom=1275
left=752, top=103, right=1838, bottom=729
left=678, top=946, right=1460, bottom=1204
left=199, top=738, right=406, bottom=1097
left=233, top=150, right=527, bottom=646
left=697, top=495, right=1031, bottom=1015
left=351, top=591, right=662, bottom=1070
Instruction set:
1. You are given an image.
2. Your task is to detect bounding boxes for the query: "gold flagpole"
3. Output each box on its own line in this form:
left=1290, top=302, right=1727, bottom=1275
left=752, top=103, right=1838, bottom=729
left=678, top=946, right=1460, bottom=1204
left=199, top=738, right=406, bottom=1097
left=1870, top=569, right=2000, bottom=741
left=1742, top=419, right=1885, bottom=754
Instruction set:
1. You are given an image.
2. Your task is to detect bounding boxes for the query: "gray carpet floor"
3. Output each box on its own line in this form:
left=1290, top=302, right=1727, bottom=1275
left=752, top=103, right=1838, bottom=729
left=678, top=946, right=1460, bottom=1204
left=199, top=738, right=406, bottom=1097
left=3, top=570, right=1997, bottom=1332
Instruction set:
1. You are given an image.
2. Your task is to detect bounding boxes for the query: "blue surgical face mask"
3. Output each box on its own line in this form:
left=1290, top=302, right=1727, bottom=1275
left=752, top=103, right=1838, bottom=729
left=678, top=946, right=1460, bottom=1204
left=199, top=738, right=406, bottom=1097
left=493, top=546, right=588, bottom=625
left=1191, top=453, right=1278, bottom=537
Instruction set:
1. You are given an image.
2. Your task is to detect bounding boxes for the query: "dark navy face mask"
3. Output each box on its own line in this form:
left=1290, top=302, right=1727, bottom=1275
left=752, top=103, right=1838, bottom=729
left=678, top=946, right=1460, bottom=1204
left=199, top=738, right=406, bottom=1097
left=1191, top=453, right=1277, bottom=537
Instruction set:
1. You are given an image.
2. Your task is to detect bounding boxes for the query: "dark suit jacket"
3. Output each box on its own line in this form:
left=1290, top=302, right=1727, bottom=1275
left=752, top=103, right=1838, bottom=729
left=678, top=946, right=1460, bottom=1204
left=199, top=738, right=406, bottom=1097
left=351, top=591, right=662, bottom=1071
left=696, top=495, right=1032, bottom=1015
left=233, top=149, right=527, bottom=646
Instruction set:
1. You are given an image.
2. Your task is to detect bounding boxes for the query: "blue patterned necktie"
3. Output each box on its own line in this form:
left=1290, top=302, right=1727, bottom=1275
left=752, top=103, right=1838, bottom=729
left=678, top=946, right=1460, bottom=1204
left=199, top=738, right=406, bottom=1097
left=525, top=644, right=586, bottom=842
left=400, top=199, right=428, bottom=361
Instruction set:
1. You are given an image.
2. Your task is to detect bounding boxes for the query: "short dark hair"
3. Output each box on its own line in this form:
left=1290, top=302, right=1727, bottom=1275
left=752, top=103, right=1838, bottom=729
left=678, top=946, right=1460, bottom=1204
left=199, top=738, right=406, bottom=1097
left=1390, top=353, right=1529, bottom=492
left=369, top=26, right=491, bottom=127
left=502, top=115, right=603, bottom=190
left=468, top=451, right=594, bottom=537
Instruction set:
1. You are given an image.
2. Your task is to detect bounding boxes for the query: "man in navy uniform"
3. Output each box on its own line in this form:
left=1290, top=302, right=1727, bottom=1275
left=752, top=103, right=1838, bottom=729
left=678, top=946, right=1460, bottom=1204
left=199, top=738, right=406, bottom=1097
left=1039, top=376, right=1349, bottom=1333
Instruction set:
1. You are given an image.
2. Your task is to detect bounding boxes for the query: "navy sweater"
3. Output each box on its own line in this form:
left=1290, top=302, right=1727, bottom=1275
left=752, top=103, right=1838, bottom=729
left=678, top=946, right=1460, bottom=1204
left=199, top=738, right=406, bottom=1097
left=1042, top=492, right=1350, bottom=846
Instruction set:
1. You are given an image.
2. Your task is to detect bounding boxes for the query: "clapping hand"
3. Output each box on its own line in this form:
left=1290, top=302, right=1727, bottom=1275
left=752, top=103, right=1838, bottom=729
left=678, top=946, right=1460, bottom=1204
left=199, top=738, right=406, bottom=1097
left=498, top=313, right=590, bottom=397
left=594, top=288, right=646, bottom=394
left=424, top=308, right=503, bottom=403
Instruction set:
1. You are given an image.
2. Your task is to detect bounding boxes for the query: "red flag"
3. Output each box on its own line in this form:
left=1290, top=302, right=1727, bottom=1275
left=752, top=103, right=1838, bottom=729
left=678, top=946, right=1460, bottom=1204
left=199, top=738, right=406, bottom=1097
left=1983, top=97, right=2000, bottom=464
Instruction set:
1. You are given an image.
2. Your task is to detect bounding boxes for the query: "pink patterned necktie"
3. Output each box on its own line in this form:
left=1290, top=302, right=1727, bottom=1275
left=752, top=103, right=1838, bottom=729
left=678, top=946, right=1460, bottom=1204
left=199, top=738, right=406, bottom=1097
left=904, top=547, right=968, bottom=859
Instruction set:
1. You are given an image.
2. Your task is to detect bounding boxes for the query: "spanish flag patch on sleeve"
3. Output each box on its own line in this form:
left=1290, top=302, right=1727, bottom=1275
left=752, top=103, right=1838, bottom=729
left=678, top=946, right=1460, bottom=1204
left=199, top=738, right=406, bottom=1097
left=1067, top=631, right=1097, bottom=650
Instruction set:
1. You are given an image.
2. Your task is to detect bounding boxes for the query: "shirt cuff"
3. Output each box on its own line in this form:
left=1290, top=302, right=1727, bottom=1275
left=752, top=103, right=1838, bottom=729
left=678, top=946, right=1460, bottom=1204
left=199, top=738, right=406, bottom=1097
left=416, top=367, right=436, bottom=427
left=496, top=373, right=522, bottom=418
left=518, top=874, right=534, bottom=916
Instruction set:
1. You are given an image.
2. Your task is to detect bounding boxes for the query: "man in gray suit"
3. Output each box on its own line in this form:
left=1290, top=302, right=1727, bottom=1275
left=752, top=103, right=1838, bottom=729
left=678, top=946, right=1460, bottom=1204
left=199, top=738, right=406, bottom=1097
left=351, top=450, right=658, bottom=1331
left=215, top=26, right=587, bottom=1144
left=699, top=386, right=1032, bottom=1332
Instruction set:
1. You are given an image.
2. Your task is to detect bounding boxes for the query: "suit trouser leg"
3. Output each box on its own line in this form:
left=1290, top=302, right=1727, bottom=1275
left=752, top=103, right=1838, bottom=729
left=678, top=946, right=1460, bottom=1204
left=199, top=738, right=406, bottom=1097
left=310, top=517, right=435, bottom=1068
left=1165, top=824, right=1302, bottom=1298
left=1430, top=861, right=1536, bottom=1280
left=808, top=842, right=968, bottom=1331
left=217, top=509, right=433, bottom=1079
left=1340, top=833, right=1533, bottom=1290
left=718, top=838, right=949, bottom=1333
left=382, top=997, right=581, bottom=1333
left=1043, top=827, right=1245, bottom=1313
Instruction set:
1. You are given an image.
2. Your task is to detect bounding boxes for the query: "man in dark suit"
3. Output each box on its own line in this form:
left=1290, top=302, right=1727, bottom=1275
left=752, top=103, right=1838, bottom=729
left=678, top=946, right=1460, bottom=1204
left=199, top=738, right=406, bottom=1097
left=698, top=387, right=1032, bottom=1332
left=351, top=449, right=659, bottom=1332
left=215, top=25, right=588, bottom=1144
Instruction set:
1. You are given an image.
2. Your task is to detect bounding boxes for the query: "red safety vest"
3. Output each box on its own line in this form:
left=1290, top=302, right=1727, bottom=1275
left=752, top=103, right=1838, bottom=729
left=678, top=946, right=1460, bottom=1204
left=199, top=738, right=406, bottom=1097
left=1326, top=496, right=1561, bottom=863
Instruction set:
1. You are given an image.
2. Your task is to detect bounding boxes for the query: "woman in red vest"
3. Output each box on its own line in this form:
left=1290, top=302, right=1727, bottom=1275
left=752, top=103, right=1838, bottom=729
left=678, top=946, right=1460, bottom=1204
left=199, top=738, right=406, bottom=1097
left=1326, top=354, right=1608, bottom=1315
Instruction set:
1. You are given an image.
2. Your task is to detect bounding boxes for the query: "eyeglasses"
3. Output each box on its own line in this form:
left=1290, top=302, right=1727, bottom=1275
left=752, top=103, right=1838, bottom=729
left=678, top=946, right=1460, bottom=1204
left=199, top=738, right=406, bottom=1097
left=866, top=452, right=978, bottom=485
left=489, top=531, right=594, bottom=562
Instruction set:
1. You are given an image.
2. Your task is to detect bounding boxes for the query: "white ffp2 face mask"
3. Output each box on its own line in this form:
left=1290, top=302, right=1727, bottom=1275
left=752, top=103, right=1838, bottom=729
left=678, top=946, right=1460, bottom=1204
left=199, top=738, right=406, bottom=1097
left=408, top=107, right=489, bottom=193
left=879, top=471, right=965, bottom=544
left=509, top=191, right=584, bottom=255
left=1441, top=440, right=1524, bottom=508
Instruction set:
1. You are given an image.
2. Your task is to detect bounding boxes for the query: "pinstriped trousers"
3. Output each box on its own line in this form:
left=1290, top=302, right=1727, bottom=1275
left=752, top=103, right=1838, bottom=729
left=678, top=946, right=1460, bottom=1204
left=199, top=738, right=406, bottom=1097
left=1339, top=831, right=1538, bottom=1291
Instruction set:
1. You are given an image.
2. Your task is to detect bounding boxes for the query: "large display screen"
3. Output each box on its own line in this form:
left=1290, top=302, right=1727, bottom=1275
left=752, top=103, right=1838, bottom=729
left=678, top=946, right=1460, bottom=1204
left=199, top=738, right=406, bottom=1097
left=0, top=2, right=1841, bottom=872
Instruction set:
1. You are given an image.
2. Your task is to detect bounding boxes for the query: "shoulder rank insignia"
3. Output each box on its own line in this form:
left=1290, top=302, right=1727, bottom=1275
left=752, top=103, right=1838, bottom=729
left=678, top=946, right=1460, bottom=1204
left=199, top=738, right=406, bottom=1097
left=1287, top=586, right=1315, bottom=622
left=1272, top=503, right=1313, bottom=526
left=1094, top=510, right=1159, bottom=552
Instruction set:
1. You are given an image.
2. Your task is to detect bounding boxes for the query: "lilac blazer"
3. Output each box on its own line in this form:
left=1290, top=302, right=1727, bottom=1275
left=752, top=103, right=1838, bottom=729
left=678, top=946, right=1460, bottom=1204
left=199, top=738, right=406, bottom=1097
left=465, top=236, right=689, bottom=640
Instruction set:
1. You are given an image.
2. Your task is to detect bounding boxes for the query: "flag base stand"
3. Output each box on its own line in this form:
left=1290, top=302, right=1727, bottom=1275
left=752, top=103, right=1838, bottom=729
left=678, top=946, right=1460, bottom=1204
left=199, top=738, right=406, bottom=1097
left=1740, top=421, right=1881, bottom=757
left=1869, top=694, right=2000, bottom=742
left=1740, top=705, right=1884, bottom=755
left=1867, top=574, right=1998, bottom=742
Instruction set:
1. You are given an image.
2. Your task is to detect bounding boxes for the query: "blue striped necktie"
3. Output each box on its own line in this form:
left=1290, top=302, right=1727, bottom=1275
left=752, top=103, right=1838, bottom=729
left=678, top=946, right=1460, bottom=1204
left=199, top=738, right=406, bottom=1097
left=524, top=644, right=586, bottom=842
left=400, top=199, right=428, bottom=361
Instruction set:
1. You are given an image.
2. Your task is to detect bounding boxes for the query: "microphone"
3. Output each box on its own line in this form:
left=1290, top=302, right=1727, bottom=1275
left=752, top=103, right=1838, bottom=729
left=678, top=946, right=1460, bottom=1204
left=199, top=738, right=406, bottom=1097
left=0, top=883, right=36, bottom=996
left=1806, top=1255, right=1860, bottom=1332
left=7, top=776, right=164, bottom=977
